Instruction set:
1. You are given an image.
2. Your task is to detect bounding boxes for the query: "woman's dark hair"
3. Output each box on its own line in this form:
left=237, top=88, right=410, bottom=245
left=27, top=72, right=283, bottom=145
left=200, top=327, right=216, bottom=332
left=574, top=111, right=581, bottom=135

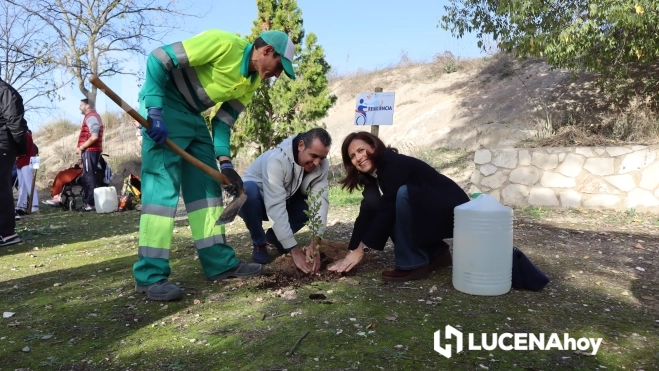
left=339, top=131, right=396, bottom=193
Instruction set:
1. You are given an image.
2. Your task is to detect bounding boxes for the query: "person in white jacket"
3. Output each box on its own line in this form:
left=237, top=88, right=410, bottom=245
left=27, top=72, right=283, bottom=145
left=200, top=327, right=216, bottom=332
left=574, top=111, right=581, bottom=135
left=239, top=128, right=331, bottom=273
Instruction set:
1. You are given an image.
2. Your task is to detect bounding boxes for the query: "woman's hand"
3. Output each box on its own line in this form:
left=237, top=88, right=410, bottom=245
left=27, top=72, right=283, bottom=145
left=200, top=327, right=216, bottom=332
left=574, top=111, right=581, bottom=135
left=329, top=244, right=366, bottom=273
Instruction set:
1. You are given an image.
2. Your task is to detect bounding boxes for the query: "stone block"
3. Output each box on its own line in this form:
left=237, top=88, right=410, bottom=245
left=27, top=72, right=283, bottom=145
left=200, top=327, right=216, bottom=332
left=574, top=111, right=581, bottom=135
left=481, top=171, right=507, bottom=189
left=640, top=161, right=659, bottom=191
left=604, top=174, right=636, bottom=192
left=532, top=152, right=559, bottom=170
left=584, top=158, right=614, bottom=176
left=619, top=149, right=657, bottom=174
left=470, top=170, right=481, bottom=185
left=469, top=185, right=481, bottom=195
left=632, top=145, right=647, bottom=151
left=583, top=195, right=621, bottom=208
left=480, top=164, right=498, bottom=176
left=502, top=184, right=530, bottom=205
left=558, top=153, right=566, bottom=162
left=625, top=188, right=659, bottom=209
left=540, top=172, right=576, bottom=188
left=575, top=147, right=595, bottom=157
left=594, top=149, right=606, bottom=155
left=556, top=154, right=585, bottom=177
left=529, top=188, right=559, bottom=206
left=509, top=167, right=540, bottom=186
left=519, top=150, right=531, bottom=166
left=547, top=148, right=571, bottom=153
left=605, top=147, right=633, bottom=157
left=577, top=175, right=614, bottom=194
left=491, top=150, right=518, bottom=169
left=490, top=189, right=501, bottom=202
left=474, top=149, right=492, bottom=164
left=560, top=190, right=582, bottom=208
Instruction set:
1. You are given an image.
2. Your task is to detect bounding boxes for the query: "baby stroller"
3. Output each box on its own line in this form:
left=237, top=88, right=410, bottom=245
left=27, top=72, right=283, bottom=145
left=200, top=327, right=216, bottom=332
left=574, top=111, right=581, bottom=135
left=61, top=154, right=113, bottom=211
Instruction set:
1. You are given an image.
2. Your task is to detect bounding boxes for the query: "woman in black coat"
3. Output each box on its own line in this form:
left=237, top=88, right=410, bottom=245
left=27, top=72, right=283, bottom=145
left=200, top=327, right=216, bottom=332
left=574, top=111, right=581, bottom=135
left=329, top=131, right=470, bottom=282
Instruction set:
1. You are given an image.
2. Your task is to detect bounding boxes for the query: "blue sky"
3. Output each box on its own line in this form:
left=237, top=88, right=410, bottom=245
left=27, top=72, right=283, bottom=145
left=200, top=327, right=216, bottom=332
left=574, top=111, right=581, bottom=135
left=31, top=0, right=483, bottom=129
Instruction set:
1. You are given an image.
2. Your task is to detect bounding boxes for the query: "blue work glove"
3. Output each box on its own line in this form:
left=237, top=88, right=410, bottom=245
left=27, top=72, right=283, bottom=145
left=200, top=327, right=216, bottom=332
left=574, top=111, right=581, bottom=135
left=146, top=107, right=168, bottom=145
left=220, top=162, right=243, bottom=196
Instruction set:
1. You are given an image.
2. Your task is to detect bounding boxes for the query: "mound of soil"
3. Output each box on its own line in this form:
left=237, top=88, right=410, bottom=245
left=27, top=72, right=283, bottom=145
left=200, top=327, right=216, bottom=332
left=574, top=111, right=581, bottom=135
left=256, top=240, right=374, bottom=290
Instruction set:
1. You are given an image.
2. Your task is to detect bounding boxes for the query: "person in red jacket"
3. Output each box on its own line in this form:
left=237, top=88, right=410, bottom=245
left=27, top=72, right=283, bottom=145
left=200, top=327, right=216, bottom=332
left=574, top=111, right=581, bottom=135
left=76, top=98, right=104, bottom=212
left=42, top=159, right=83, bottom=206
left=15, top=129, right=39, bottom=215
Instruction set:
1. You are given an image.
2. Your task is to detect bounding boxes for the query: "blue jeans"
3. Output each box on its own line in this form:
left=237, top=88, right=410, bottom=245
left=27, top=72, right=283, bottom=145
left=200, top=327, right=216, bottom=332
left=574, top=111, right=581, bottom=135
left=393, top=185, right=447, bottom=270
left=238, top=181, right=308, bottom=251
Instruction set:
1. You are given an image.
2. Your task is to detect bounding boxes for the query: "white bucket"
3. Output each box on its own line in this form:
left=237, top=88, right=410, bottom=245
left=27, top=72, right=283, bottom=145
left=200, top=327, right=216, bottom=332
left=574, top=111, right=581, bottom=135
left=452, top=194, right=513, bottom=296
left=94, top=186, right=118, bottom=213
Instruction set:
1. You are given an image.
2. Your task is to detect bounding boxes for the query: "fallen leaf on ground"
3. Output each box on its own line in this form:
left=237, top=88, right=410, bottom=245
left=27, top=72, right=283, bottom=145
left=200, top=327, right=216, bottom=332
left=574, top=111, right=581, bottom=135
left=595, top=281, right=601, bottom=286
left=160, top=305, right=168, bottom=311
left=367, top=323, right=376, bottom=329
left=2, top=312, right=15, bottom=318
left=635, top=243, right=644, bottom=249
left=385, top=316, right=397, bottom=321
left=641, top=296, right=656, bottom=301
left=194, top=299, right=201, bottom=305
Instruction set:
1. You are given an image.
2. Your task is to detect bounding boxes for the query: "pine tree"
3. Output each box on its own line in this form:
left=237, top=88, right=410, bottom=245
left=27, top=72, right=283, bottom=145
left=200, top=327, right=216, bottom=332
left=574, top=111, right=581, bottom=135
left=232, top=0, right=337, bottom=155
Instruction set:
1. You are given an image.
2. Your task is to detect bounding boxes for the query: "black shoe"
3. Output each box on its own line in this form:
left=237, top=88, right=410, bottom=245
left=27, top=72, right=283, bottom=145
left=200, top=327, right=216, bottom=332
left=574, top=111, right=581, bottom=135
left=252, top=244, right=270, bottom=264
left=15, top=209, right=26, bottom=216
left=0, top=234, right=22, bottom=247
left=135, top=279, right=183, bottom=301
left=208, top=262, right=263, bottom=281
left=265, top=228, right=287, bottom=254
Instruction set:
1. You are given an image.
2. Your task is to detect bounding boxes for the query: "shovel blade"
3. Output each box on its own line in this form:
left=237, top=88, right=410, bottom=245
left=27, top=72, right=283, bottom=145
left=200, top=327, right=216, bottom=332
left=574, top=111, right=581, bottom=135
left=216, top=191, right=247, bottom=225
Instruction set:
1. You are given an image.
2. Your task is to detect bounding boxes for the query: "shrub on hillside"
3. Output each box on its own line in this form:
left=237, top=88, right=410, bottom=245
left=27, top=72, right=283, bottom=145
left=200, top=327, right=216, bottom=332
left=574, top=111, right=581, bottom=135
left=35, top=119, right=78, bottom=140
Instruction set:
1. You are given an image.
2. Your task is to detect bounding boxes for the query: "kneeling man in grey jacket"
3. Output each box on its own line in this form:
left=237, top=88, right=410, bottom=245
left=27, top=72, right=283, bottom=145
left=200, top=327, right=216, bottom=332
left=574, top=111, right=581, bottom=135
left=239, top=128, right=331, bottom=273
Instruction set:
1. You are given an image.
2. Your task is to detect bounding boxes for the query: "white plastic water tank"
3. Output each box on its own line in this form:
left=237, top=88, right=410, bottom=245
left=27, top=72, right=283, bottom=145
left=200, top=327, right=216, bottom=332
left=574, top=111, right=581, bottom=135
left=94, top=186, right=118, bottom=213
left=452, top=194, right=513, bottom=295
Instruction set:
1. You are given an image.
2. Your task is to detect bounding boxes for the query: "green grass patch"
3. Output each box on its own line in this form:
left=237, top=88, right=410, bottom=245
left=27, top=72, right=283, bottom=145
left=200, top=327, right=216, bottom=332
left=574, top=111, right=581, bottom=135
left=328, top=185, right=362, bottom=206
left=1, top=204, right=658, bottom=370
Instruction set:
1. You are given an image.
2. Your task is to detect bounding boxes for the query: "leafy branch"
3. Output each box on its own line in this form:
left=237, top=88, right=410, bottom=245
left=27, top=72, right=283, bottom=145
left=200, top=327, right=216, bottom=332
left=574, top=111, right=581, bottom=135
left=303, top=186, right=324, bottom=263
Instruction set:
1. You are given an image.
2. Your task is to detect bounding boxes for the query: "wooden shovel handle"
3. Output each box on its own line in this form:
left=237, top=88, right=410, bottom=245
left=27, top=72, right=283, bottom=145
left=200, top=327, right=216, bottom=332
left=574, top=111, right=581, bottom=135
left=88, top=75, right=232, bottom=187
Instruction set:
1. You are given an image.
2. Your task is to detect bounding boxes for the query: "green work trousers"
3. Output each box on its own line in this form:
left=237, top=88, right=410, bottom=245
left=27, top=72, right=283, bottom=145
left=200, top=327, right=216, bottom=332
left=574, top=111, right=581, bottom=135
left=132, top=93, right=240, bottom=286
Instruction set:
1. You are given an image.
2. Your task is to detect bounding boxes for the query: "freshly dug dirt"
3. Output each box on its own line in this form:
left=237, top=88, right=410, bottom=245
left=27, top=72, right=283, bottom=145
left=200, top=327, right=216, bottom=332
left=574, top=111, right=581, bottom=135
left=256, top=240, right=375, bottom=290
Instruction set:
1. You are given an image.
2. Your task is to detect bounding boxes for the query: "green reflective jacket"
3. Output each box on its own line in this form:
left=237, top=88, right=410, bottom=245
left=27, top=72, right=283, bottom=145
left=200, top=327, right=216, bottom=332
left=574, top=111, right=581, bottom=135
left=141, top=29, right=262, bottom=157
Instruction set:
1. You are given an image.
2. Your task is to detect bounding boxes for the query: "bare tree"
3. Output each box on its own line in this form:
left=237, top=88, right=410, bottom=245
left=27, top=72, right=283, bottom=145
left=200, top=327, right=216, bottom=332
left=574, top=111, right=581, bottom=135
left=8, top=0, right=198, bottom=108
left=0, top=1, right=66, bottom=116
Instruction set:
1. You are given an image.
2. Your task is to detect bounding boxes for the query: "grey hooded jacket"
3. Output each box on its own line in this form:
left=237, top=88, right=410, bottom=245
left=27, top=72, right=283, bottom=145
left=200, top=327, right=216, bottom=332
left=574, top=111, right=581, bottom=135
left=242, top=135, right=329, bottom=249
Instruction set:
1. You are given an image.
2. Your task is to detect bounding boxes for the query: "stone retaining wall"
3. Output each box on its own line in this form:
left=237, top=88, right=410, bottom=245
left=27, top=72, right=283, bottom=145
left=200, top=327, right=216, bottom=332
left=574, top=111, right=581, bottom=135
left=469, top=145, right=659, bottom=212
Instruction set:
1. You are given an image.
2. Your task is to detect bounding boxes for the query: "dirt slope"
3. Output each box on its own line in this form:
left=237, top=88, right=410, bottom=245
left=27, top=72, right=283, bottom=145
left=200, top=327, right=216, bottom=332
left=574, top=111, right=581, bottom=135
left=33, top=55, right=602, bottom=189
left=323, top=56, right=597, bottom=157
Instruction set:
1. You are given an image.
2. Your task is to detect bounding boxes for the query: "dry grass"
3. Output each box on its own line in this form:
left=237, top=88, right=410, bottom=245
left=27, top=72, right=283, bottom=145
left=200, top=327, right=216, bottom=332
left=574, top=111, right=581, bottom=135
left=330, top=50, right=485, bottom=99
left=523, top=95, right=659, bottom=147
left=33, top=118, right=78, bottom=140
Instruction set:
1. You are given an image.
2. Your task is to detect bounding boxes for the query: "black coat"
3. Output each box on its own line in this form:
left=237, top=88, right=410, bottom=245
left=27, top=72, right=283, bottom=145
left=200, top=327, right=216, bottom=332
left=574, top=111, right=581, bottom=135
left=349, top=150, right=470, bottom=251
left=0, top=78, right=28, bottom=155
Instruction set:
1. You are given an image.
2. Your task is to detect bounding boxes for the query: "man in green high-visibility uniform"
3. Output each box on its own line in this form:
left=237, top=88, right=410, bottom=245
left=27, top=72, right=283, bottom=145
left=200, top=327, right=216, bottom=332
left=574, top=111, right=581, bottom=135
left=134, top=29, right=297, bottom=301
